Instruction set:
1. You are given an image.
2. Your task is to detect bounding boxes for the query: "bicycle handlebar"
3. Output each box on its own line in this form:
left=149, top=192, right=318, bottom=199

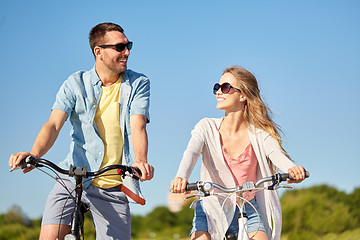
left=12, top=156, right=142, bottom=180
left=186, top=182, right=199, bottom=191
left=278, top=172, right=310, bottom=182
left=185, top=171, right=310, bottom=192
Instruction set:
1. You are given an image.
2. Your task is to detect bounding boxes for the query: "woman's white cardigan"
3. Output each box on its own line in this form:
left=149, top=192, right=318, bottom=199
left=175, top=118, right=295, bottom=240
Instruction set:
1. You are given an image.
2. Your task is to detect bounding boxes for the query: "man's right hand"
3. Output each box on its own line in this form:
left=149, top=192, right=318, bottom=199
left=9, top=152, right=34, bottom=173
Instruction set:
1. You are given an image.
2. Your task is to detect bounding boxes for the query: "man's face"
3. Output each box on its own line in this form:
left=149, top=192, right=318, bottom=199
left=97, top=31, right=131, bottom=74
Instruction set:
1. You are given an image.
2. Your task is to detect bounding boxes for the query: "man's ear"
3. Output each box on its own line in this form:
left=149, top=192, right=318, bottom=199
left=94, top=46, right=102, bottom=60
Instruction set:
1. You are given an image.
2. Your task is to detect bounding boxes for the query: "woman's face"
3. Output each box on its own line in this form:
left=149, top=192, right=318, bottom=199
left=215, top=73, right=245, bottom=111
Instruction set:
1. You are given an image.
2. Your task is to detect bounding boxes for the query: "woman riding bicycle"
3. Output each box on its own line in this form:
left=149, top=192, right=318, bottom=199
left=170, top=66, right=306, bottom=240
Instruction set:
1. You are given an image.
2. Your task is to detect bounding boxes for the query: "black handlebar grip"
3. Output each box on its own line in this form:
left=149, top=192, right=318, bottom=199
left=18, top=156, right=35, bottom=168
left=279, top=173, right=291, bottom=181
left=18, top=158, right=27, bottom=168
left=133, top=167, right=142, bottom=177
left=280, top=171, right=310, bottom=181
left=27, top=155, right=36, bottom=162
left=186, top=182, right=199, bottom=191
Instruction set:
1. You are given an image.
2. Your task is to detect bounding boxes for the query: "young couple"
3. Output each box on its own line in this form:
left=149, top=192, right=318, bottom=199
left=9, top=22, right=305, bottom=240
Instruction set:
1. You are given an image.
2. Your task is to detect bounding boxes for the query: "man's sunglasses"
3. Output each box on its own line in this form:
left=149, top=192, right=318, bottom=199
left=213, top=82, right=241, bottom=95
left=98, top=42, right=133, bottom=52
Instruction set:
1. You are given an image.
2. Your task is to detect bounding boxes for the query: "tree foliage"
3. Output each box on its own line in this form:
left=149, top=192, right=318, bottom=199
left=281, top=185, right=360, bottom=238
left=0, top=206, right=39, bottom=240
left=0, top=185, right=359, bottom=239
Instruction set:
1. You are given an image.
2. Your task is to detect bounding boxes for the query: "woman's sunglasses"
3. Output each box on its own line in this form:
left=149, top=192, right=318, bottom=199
left=98, top=42, right=133, bottom=52
left=213, top=82, right=241, bottom=95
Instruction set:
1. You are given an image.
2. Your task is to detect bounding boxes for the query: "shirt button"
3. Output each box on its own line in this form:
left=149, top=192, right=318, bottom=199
left=97, top=92, right=100, bottom=94
left=93, top=105, right=96, bottom=108
left=99, top=152, right=102, bottom=155
left=89, top=120, right=91, bottom=123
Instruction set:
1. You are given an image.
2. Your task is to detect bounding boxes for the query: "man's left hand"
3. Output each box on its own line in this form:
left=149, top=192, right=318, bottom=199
left=132, top=161, right=154, bottom=181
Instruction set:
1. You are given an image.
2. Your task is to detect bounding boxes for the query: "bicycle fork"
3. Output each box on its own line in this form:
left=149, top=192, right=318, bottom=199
left=225, top=211, right=248, bottom=240
left=226, top=192, right=249, bottom=240
left=237, top=211, right=249, bottom=240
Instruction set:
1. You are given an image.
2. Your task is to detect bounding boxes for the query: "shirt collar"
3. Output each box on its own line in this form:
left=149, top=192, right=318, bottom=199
left=90, top=66, right=129, bottom=86
left=90, top=66, right=101, bottom=86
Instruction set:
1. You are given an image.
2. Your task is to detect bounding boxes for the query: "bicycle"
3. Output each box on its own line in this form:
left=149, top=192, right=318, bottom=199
left=185, top=171, right=310, bottom=240
left=10, top=155, right=142, bottom=240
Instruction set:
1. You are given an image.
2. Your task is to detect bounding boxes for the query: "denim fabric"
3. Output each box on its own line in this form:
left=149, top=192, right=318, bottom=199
left=190, top=200, right=208, bottom=234
left=232, top=198, right=266, bottom=235
left=190, top=198, right=265, bottom=237
left=52, top=66, right=150, bottom=198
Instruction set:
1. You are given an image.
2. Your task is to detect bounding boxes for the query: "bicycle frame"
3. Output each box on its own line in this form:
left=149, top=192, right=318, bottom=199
left=11, top=156, right=141, bottom=240
left=185, top=172, right=309, bottom=240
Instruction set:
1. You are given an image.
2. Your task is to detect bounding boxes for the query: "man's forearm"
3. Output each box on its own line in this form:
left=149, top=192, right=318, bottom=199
left=31, top=109, right=67, bottom=158
left=30, top=122, right=61, bottom=158
left=130, top=114, right=149, bottom=163
left=132, top=126, right=148, bottom=163
left=130, top=114, right=154, bottom=181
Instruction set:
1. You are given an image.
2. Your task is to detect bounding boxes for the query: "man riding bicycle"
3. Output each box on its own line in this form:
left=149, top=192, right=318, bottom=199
left=9, top=22, right=154, bottom=240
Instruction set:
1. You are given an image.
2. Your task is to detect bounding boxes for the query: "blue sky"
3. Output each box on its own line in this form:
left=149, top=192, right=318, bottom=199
left=1, top=1, right=359, bottom=219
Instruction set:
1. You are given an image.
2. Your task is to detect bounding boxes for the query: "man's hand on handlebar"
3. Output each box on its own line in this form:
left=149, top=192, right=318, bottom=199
left=132, top=161, right=154, bottom=182
left=8, top=152, right=35, bottom=174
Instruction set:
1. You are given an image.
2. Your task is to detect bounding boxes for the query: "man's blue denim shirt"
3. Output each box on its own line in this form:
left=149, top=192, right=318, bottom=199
left=52, top=66, right=150, bottom=202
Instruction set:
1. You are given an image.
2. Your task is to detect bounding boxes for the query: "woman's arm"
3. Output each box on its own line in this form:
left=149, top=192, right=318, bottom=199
left=170, top=120, right=206, bottom=193
left=263, top=134, right=306, bottom=183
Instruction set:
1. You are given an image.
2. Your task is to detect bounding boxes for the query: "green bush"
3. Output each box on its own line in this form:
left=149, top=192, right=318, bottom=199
left=1, top=185, right=360, bottom=240
left=286, top=230, right=319, bottom=240
left=281, top=185, right=359, bottom=236
left=0, top=223, right=40, bottom=240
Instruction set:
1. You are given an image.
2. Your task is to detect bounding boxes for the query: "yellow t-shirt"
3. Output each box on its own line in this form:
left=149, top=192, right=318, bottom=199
left=91, top=76, right=123, bottom=188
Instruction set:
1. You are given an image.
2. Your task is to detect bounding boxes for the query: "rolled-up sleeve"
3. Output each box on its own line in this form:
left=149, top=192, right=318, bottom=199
left=130, top=77, right=150, bottom=123
left=52, top=78, right=75, bottom=119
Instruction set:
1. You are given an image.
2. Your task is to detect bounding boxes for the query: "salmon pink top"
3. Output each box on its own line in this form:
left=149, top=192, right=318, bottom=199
left=222, top=143, right=258, bottom=200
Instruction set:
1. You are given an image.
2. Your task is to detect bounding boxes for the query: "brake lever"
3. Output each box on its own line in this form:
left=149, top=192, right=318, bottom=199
left=274, top=185, right=294, bottom=190
left=9, top=156, right=37, bottom=172
left=118, top=167, right=141, bottom=181
left=184, top=192, right=204, bottom=200
left=122, top=170, right=140, bottom=181
left=9, top=166, right=22, bottom=172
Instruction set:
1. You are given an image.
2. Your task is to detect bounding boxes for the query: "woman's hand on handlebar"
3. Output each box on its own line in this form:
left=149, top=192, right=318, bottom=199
left=287, top=166, right=306, bottom=184
left=132, top=161, right=154, bottom=182
left=9, top=151, right=35, bottom=174
left=170, top=177, right=189, bottom=194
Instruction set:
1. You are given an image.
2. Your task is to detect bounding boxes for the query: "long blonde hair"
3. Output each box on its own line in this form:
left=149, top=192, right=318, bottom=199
left=223, top=66, right=291, bottom=170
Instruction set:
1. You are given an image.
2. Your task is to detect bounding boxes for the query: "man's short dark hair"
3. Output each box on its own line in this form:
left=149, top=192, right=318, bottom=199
left=89, top=22, right=124, bottom=55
